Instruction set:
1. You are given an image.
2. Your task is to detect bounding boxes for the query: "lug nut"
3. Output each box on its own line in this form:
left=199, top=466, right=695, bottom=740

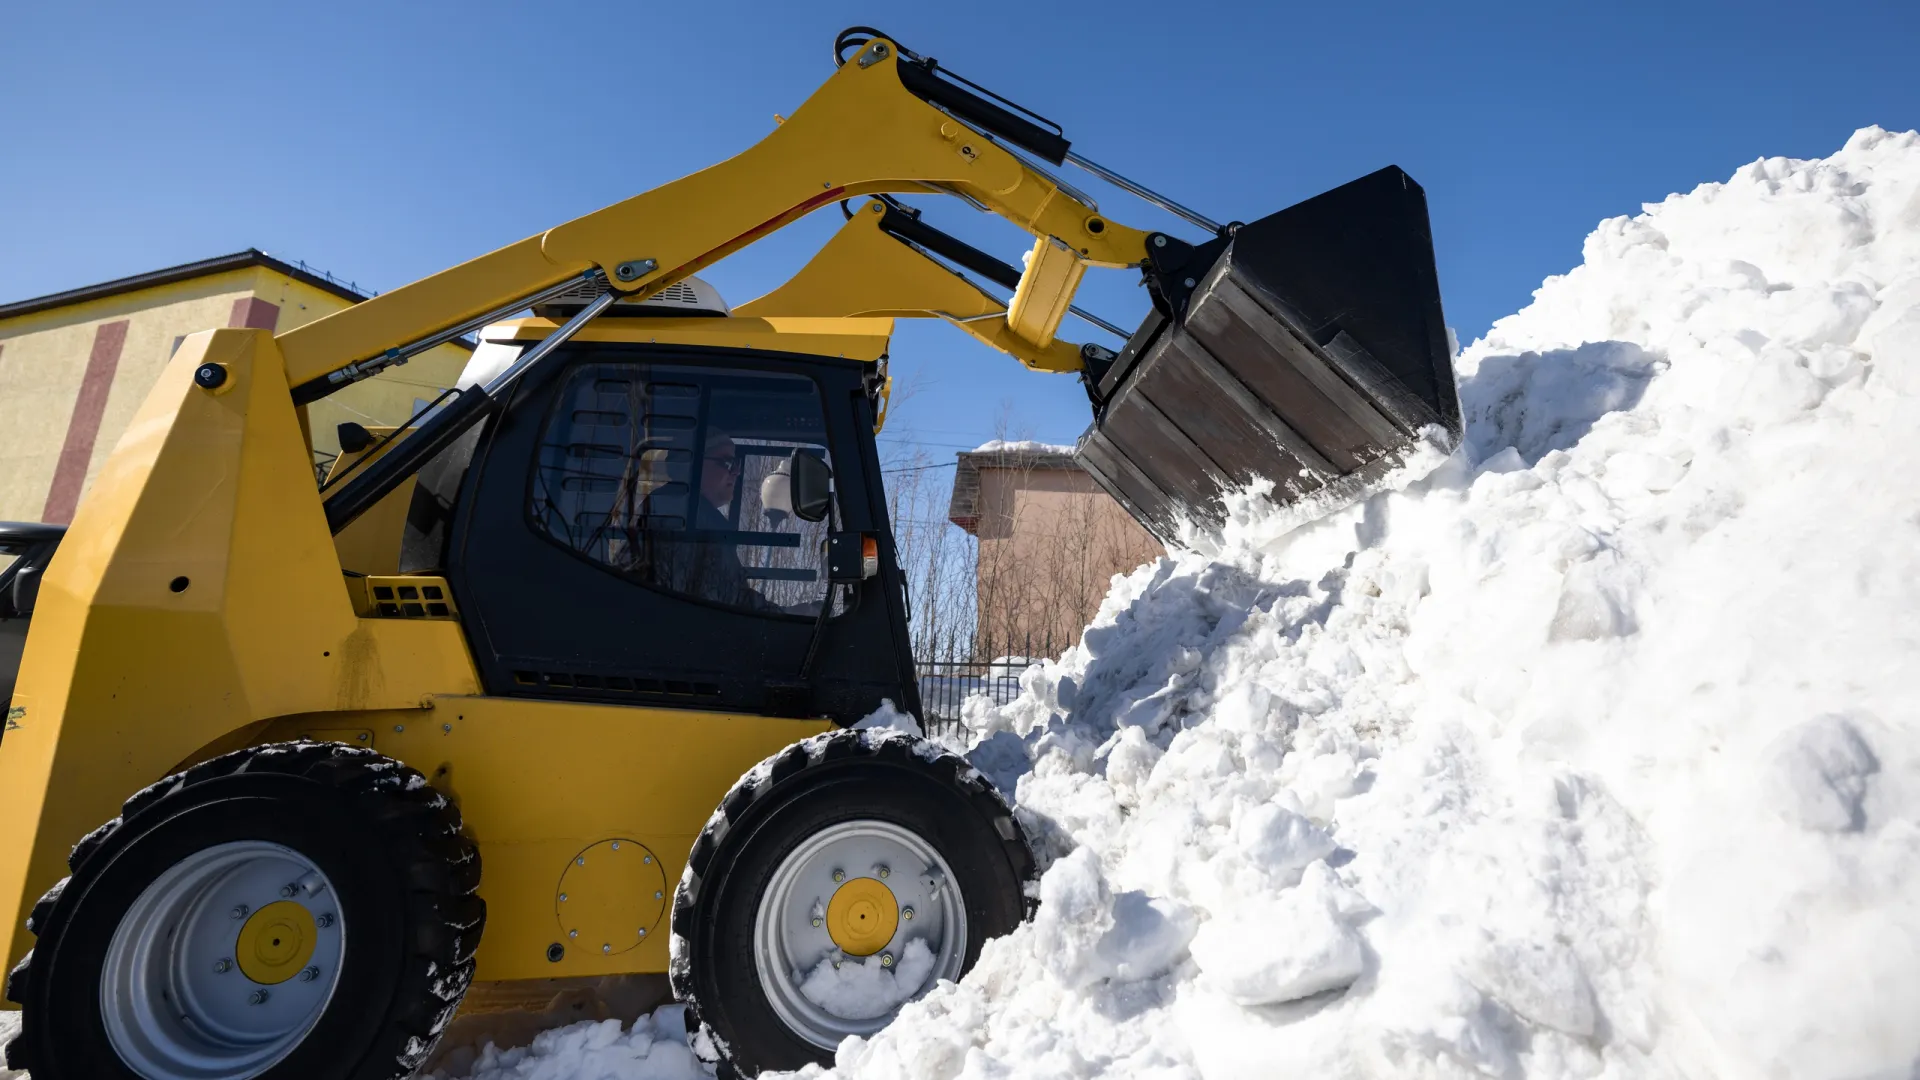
left=230, top=904, right=250, bottom=920
left=299, top=966, right=321, bottom=983
left=876, top=865, right=890, bottom=879
left=280, top=883, right=299, bottom=898
left=316, top=912, right=335, bottom=928
left=902, top=907, right=914, bottom=921
left=213, top=958, right=233, bottom=974
left=880, top=953, right=894, bottom=968
left=832, top=869, right=845, bottom=883
left=249, top=989, right=270, bottom=1005
left=812, top=917, right=823, bottom=927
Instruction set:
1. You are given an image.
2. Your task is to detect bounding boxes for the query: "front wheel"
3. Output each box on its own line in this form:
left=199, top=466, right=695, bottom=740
left=670, top=729, right=1035, bottom=1076
left=5, top=741, right=484, bottom=1080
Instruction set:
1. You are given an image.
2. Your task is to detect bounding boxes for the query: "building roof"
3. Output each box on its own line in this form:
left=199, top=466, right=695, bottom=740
left=947, top=443, right=1083, bottom=534
left=0, top=248, right=378, bottom=322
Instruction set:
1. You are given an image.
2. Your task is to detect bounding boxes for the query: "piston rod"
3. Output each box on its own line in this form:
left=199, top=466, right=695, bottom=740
left=1064, top=151, right=1223, bottom=236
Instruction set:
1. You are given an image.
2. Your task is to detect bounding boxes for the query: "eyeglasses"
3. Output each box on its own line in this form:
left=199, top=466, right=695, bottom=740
left=703, top=455, right=739, bottom=475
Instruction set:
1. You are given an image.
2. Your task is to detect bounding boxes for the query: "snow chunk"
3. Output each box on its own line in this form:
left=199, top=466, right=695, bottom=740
left=1768, top=713, right=1880, bottom=832
left=0, top=1011, right=22, bottom=1080
left=798, top=938, right=938, bottom=1021
left=1189, top=864, right=1365, bottom=1005
left=424, top=1006, right=707, bottom=1080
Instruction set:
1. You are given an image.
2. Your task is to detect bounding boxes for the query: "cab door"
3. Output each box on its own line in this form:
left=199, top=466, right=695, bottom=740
left=443, top=344, right=918, bottom=722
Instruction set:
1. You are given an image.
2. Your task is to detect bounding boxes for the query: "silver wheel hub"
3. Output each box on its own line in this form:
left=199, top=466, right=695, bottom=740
left=101, top=840, right=344, bottom=1079
left=753, top=819, right=967, bottom=1050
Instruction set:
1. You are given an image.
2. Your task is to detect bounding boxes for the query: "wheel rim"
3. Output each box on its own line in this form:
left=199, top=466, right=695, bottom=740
left=752, top=819, right=968, bottom=1050
left=100, top=840, right=344, bottom=1080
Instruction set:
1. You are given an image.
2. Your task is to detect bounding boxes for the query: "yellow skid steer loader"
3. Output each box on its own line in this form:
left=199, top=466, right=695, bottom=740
left=0, top=28, right=1457, bottom=1079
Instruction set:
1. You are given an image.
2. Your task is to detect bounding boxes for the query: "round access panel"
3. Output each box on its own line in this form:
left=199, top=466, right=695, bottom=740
left=556, top=839, right=668, bottom=957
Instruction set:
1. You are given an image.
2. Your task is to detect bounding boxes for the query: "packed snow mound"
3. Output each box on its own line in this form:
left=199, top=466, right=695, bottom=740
left=422, top=1005, right=706, bottom=1080
left=820, top=126, right=1920, bottom=1079
left=406, top=127, right=1920, bottom=1080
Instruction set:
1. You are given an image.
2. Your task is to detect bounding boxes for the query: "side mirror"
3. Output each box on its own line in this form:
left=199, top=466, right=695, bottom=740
left=790, top=451, right=832, bottom=523
left=337, top=422, right=375, bottom=454
left=12, top=566, right=40, bottom=616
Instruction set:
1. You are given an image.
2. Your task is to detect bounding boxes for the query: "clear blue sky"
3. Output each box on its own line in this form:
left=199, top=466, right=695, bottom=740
left=4, top=1, right=1916, bottom=459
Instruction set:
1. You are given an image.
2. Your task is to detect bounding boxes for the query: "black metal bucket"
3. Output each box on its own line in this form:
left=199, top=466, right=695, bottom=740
left=1077, top=165, right=1459, bottom=541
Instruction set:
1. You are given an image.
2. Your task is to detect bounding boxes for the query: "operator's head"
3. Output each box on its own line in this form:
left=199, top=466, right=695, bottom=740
left=701, top=431, right=738, bottom=507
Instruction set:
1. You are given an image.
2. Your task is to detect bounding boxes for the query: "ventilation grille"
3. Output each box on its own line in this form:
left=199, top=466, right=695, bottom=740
left=647, top=281, right=703, bottom=306
left=356, top=576, right=458, bottom=619
left=511, top=670, right=722, bottom=699
left=550, top=279, right=708, bottom=307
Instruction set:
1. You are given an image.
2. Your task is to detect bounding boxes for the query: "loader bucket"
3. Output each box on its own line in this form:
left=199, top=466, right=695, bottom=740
left=1076, top=165, right=1459, bottom=541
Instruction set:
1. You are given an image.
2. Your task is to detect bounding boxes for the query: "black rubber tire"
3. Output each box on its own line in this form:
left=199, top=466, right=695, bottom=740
left=669, top=729, right=1035, bottom=1077
left=4, top=740, right=484, bottom=1079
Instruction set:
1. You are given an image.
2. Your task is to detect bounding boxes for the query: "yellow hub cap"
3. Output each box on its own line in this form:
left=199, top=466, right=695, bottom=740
left=235, top=900, right=318, bottom=985
left=825, top=877, right=898, bottom=957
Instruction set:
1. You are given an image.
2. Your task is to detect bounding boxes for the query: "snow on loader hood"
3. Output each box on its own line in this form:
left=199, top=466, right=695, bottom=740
left=425, top=126, right=1920, bottom=1080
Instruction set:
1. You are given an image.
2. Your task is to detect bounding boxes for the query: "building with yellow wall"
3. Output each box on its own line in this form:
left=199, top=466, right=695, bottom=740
left=0, top=250, right=472, bottom=523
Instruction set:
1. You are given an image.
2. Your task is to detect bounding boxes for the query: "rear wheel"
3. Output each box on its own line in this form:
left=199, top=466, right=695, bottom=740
left=5, top=741, right=483, bottom=1080
left=671, top=730, right=1034, bottom=1076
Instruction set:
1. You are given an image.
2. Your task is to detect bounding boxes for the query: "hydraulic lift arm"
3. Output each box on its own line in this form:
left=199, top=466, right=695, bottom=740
left=734, top=198, right=1102, bottom=375
left=299, top=26, right=1457, bottom=546
left=277, top=33, right=1156, bottom=405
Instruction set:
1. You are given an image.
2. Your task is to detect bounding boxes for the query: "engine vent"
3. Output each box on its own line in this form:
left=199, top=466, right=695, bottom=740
left=355, top=576, right=458, bottom=619
left=511, top=669, right=722, bottom=699
left=532, top=274, right=730, bottom=320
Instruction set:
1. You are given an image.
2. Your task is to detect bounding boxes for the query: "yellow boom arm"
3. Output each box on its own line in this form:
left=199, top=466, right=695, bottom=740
left=735, top=199, right=1089, bottom=374
left=277, top=36, right=1149, bottom=398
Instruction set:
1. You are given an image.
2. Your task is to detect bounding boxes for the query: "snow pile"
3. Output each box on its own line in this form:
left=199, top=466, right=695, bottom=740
left=405, top=127, right=1920, bottom=1080
left=424, top=1005, right=705, bottom=1080
left=0, top=1012, right=19, bottom=1080
left=969, top=439, right=1076, bottom=455
left=817, top=127, right=1920, bottom=1079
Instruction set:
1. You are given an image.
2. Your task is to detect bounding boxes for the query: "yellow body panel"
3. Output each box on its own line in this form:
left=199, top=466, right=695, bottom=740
left=0, top=329, right=486, bottom=972
left=265, top=700, right=830, bottom=980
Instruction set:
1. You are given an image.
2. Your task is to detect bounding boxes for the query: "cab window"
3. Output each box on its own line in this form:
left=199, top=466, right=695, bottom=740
left=531, top=362, right=836, bottom=615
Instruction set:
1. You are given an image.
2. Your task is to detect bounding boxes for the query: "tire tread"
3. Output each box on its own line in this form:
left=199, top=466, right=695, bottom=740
left=669, top=728, right=1035, bottom=1076
left=4, top=739, right=484, bottom=1080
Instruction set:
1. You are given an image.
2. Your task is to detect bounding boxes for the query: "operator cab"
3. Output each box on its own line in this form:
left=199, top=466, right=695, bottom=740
left=377, top=280, right=919, bottom=725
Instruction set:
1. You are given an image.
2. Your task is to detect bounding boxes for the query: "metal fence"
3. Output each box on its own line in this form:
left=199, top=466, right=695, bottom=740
left=914, top=633, right=1062, bottom=739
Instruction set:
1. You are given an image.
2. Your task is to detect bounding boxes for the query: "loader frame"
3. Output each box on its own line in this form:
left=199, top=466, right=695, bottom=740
left=1, top=32, right=1166, bottom=981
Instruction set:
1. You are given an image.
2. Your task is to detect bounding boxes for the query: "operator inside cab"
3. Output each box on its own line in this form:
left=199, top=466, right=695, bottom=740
left=655, top=430, right=767, bottom=611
